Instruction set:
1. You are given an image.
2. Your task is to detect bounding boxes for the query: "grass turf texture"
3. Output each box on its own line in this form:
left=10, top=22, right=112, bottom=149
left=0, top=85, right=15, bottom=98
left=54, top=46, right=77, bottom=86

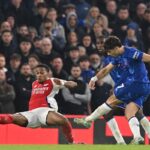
left=0, top=145, right=150, bottom=150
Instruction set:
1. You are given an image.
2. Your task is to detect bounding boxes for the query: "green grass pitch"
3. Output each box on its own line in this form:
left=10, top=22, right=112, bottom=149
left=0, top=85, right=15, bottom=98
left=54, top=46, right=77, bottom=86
left=0, top=145, right=150, bottom=150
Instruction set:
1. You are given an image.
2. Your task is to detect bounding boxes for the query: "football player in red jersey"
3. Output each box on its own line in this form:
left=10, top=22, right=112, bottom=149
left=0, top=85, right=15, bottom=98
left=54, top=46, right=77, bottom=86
left=0, top=64, right=77, bottom=144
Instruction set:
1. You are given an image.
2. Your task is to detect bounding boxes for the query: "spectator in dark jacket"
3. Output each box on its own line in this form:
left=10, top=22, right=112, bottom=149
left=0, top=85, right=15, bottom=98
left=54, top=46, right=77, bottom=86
left=0, top=30, right=17, bottom=65
left=62, top=64, right=91, bottom=114
left=0, top=69, right=15, bottom=113
left=14, top=63, right=35, bottom=112
left=51, top=56, right=69, bottom=80
left=113, top=6, right=132, bottom=42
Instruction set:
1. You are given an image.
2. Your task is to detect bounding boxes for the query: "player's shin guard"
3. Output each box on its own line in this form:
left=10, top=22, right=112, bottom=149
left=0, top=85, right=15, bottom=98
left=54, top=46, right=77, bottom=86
left=85, top=103, right=112, bottom=122
left=61, top=120, right=74, bottom=143
left=0, top=114, right=13, bottom=124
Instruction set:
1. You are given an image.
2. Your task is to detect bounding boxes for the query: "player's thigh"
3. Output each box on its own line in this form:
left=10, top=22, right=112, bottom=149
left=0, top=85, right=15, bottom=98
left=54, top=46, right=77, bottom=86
left=46, top=111, right=68, bottom=126
left=125, top=102, right=139, bottom=120
left=12, top=114, right=28, bottom=127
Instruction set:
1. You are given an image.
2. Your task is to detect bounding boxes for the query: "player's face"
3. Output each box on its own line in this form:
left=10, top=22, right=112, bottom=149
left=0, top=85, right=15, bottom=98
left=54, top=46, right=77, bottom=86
left=34, top=67, right=49, bottom=83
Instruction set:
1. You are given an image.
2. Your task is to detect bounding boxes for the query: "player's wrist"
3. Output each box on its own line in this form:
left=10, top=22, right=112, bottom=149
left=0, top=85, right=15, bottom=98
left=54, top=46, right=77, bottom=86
left=91, top=76, right=98, bottom=82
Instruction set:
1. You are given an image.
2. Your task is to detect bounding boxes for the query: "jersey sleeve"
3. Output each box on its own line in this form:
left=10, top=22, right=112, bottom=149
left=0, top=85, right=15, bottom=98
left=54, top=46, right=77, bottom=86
left=125, top=47, right=143, bottom=61
left=104, top=57, right=118, bottom=66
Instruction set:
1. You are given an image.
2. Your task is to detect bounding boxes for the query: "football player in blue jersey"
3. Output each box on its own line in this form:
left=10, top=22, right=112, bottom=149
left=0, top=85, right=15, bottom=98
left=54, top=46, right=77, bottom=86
left=74, top=36, right=150, bottom=144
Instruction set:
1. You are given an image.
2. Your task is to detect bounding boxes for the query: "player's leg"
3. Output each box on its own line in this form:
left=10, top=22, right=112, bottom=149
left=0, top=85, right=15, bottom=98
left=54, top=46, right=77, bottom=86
left=74, top=94, right=122, bottom=127
left=104, top=108, right=126, bottom=144
left=0, top=113, right=28, bottom=127
left=46, top=111, right=74, bottom=143
left=125, top=102, right=144, bottom=144
left=136, top=109, right=150, bottom=139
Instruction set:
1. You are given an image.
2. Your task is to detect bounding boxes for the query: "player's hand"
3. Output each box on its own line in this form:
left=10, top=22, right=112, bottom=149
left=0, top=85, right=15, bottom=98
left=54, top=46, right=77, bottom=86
left=65, top=81, right=77, bottom=88
left=88, top=80, right=96, bottom=90
left=53, top=78, right=62, bottom=85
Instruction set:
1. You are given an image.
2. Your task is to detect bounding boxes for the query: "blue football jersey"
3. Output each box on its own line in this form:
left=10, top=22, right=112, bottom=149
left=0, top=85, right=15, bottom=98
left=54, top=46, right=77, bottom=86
left=104, top=46, right=150, bottom=86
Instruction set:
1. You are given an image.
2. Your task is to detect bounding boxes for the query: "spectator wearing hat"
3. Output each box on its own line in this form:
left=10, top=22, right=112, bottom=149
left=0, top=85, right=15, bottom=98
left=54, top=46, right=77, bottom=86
left=0, top=69, right=15, bottom=113
left=64, top=46, right=80, bottom=74
left=14, top=63, right=35, bottom=112
left=64, top=11, right=85, bottom=41
left=7, top=53, right=21, bottom=85
left=62, top=64, right=91, bottom=114
left=124, top=22, right=144, bottom=50
left=0, top=30, right=17, bottom=65
left=18, top=37, right=33, bottom=64
left=79, top=55, right=95, bottom=83
left=51, top=56, right=68, bottom=80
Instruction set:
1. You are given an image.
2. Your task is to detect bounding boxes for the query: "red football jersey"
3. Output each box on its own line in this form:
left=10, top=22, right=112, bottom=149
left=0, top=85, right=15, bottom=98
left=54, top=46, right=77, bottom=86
left=29, top=78, right=59, bottom=110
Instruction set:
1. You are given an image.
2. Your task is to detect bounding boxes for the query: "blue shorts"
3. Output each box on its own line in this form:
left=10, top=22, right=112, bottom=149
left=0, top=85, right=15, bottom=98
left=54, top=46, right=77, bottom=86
left=114, top=82, right=150, bottom=108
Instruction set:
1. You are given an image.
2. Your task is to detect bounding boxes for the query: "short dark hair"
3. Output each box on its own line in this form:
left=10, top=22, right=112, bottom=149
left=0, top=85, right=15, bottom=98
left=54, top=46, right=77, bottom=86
left=10, top=53, right=22, bottom=61
left=34, top=64, right=50, bottom=72
left=1, top=30, right=13, bottom=36
left=79, top=55, right=89, bottom=63
left=104, top=36, right=122, bottom=51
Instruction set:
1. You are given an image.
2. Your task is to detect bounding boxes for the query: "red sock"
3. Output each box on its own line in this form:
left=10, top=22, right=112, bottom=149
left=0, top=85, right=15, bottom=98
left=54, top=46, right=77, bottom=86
left=61, top=121, right=74, bottom=143
left=0, top=114, right=13, bottom=124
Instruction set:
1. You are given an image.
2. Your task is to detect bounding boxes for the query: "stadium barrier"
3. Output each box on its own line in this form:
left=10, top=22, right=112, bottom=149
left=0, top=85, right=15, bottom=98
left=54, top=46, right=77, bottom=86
left=0, top=116, right=149, bottom=144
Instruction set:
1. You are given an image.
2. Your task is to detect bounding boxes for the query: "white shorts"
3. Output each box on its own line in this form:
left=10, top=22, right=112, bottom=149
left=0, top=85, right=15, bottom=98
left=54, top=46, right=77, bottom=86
left=18, top=107, right=56, bottom=128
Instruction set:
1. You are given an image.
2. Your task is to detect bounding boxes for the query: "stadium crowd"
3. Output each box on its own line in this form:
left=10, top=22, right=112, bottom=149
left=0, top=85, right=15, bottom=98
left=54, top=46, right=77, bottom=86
left=0, top=0, right=150, bottom=115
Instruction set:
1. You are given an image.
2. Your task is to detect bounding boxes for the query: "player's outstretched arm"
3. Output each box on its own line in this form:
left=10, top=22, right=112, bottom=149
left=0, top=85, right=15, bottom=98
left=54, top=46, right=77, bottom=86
left=89, top=63, right=114, bottom=90
left=142, top=53, right=150, bottom=62
left=52, top=78, right=77, bottom=89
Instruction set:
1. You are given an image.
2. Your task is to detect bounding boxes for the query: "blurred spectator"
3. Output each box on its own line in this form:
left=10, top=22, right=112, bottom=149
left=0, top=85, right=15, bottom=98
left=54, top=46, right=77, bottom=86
left=79, top=55, right=95, bottom=83
left=78, top=46, right=87, bottom=57
left=32, top=2, right=48, bottom=31
left=33, top=36, right=42, bottom=53
left=62, top=64, right=91, bottom=114
left=0, top=21, right=12, bottom=34
left=28, top=54, right=40, bottom=72
left=134, top=3, right=147, bottom=26
left=71, top=0, right=91, bottom=20
left=0, top=30, right=17, bottom=65
left=141, top=9, right=150, bottom=52
left=64, top=12, right=85, bottom=41
left=124, top=22, right=144, bottom=50
left=81, top=34, right=96, bottom=55
left=65, top=31, right=79, bottom=53
left=91, top=79, right=112, bottom=112
left=85, top=6, right=108, bottom=32
left=45, top=8, right=66, bottom=42
left=7, top=53, right=21, bottom=85
left=90, top=22, right=109, bottom=43
left=4, top=0, right=31, bottom=26
left=104, top=0, right=117, bottom=33
left=14, top=63, right=35, bottom=112
left=36, top=37, right=58, bottom=65
left=6, top=14, right=16, bottom=32
left=29, top=27, right=38, bottom=41
left=64, top=46, right=80, bottom=74
left=113, top=5, right=132, bottom=42
left=0, top=69, right=15, bottom=113
left=40, top=19, right=66, bottom=53
left=18, top=37, right=33, bottom=64
left=0, top=53, right=7, bottom=72
left=51, top=56, right=68, bottom=80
